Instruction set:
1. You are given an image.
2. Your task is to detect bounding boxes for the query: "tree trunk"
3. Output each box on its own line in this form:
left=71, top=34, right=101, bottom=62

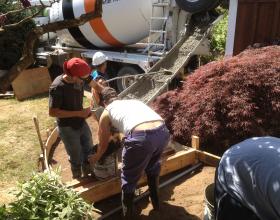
left=0, top=0, right=102, bottom=93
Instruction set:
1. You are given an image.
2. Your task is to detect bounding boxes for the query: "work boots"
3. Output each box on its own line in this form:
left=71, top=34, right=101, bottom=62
left=71, top=166, right=82, bottom=179
left=121, top=191, right=134, bottom=220
left=147, top=175, right=160, bottom=210
left=82, top=163, right=91, bottom=178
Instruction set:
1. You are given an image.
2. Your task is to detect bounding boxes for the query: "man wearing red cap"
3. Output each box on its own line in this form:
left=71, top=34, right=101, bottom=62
left=49, top=58, right=101, bottom=179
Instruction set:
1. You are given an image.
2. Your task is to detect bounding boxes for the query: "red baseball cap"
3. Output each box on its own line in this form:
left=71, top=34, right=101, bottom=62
left=63, top=58, right=91, bottom=77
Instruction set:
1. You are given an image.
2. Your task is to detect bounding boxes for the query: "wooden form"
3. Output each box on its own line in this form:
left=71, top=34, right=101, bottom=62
left=191, top=135, right=221, bottom=167
left=196, top=151, right=220, bottom=167
left=45, top=127, right=59, bottom=160
left=12, top=67, right=51, bottom=101
left=75, top=148, right=196, bottom=203
left=53, top=134, right=221, bottom=203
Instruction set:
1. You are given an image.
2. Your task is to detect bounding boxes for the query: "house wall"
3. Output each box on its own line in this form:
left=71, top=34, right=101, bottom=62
left=226, top=0, right=280, bottom=56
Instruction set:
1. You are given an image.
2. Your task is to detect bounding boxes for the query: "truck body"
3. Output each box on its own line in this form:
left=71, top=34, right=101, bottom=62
left=34, top=0, right=219, bottom=91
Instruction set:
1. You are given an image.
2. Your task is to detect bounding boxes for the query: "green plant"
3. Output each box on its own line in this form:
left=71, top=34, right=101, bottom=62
left=0, top=204, right=9, bottom=219
left=1, top=171, right=93, bottom=220
left=210, top=11, right=228, bottom=55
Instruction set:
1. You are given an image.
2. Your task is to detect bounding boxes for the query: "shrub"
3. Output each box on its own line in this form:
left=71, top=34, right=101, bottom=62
left=210, top=11, right=228, bottom=55
left=153, top=46, right=280, bottom=154
left=0, top=171, right=93, bottom=220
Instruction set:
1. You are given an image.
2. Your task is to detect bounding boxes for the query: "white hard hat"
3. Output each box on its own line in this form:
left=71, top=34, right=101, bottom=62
left=92, top=52, right=108, bottom=66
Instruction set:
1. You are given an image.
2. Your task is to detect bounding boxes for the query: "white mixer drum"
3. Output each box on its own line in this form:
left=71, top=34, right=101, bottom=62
left=49, top=0, right=165, bottom=48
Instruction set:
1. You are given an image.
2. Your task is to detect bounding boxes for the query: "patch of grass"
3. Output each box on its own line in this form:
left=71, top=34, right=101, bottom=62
left=0, top=94, right=91, bottom=199
left=0, top=95, right=55, bottom=186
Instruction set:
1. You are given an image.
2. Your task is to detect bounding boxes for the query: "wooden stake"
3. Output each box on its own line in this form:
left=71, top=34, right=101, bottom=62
left=33, top=116, right=44, bottom=152
left=33, top=116, right=49, bottom=171
left=191, top=135, right=200, bottom=150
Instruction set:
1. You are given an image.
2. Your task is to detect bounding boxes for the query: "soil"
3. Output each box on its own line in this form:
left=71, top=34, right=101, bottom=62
left=93, top=166, right=215, bottom=220
left=52, top=116, right=216, bottom=220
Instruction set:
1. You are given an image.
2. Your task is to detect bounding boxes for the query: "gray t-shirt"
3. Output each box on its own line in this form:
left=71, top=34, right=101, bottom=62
left=217, top=136, right=280, bottom=220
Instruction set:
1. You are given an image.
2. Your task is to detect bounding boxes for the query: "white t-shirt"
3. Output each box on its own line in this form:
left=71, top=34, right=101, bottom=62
left=105, top=99, right=163, bottom=134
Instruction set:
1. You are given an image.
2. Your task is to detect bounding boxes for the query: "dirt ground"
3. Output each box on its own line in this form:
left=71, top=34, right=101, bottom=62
left=52, top=117, right=216, bottom=220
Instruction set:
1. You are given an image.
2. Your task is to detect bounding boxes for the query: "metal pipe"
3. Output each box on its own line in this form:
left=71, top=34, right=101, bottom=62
left=98, top=162, right=203, bottom=220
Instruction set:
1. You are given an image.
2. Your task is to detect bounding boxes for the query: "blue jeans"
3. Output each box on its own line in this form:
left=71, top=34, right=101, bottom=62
left=58, top=121, right=93, bottom=171
left=121, top=124, right=170, bottom=193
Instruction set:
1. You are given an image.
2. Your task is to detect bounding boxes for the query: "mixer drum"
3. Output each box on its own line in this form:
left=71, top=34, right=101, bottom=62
left=175, top=0, right=220, bottom=13
left=49, top=0, right=165, bottom=48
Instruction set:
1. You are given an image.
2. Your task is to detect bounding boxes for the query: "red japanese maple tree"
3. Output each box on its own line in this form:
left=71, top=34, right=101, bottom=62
left=153, top=46, right=280, bottom=154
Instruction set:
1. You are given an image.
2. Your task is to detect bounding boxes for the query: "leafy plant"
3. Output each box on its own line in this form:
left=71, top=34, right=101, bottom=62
left=0, top=204, right=9, bottom=219
left=210, top=11, right=228, bottom=55
left=1, top=171, right=93, bottom=220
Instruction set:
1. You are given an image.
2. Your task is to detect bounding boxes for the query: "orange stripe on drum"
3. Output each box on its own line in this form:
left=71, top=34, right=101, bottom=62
left=84, top=0, right=124, bottom=47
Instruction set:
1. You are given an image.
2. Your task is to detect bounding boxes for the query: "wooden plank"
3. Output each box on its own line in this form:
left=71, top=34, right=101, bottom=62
left=159, top=149, right=196, bottom=176
left=161, top=147, right=176, bottom=158
left=196, top=150, right=221, bottom=167
left=77, top=149, right=196, bottom=203
left=12, top=67, right=51, bottom=101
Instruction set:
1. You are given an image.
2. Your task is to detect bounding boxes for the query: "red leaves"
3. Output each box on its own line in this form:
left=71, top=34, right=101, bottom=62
left=153, top=46, right=280, bottom=154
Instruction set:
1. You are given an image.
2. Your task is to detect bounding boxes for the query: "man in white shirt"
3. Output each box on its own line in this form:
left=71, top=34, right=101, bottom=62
left=89, top=87, right=170, bottom=219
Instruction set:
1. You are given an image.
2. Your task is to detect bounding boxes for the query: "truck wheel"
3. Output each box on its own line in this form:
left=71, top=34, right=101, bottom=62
left=175, top=0, right=220, bottom=13
left=116, top=66, right=141, bottom=92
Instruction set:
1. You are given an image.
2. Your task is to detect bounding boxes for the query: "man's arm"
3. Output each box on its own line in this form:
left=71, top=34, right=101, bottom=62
left=89, top=110, right=111, bottom=164
left=91, top=87, right=101, bottom=106
left=88, top=78, right=103, bottom=93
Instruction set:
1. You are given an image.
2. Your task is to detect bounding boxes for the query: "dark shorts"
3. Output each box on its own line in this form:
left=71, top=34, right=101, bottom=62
left=121, top=124, right=170, bottom=193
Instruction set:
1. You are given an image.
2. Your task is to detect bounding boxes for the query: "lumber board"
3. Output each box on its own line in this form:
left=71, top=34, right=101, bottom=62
left=77, top=149, right=196, bottom=203
left=196, top=150, right=221, bottom=167
left=12, top=67, right=51, bottom=101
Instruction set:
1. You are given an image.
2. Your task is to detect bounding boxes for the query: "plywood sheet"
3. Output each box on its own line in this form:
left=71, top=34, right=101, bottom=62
left=12, top=67, right=51, bottom=101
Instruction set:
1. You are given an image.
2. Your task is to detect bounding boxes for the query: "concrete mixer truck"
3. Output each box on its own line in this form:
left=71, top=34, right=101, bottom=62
left=34, top=0, right=220, bottom=91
